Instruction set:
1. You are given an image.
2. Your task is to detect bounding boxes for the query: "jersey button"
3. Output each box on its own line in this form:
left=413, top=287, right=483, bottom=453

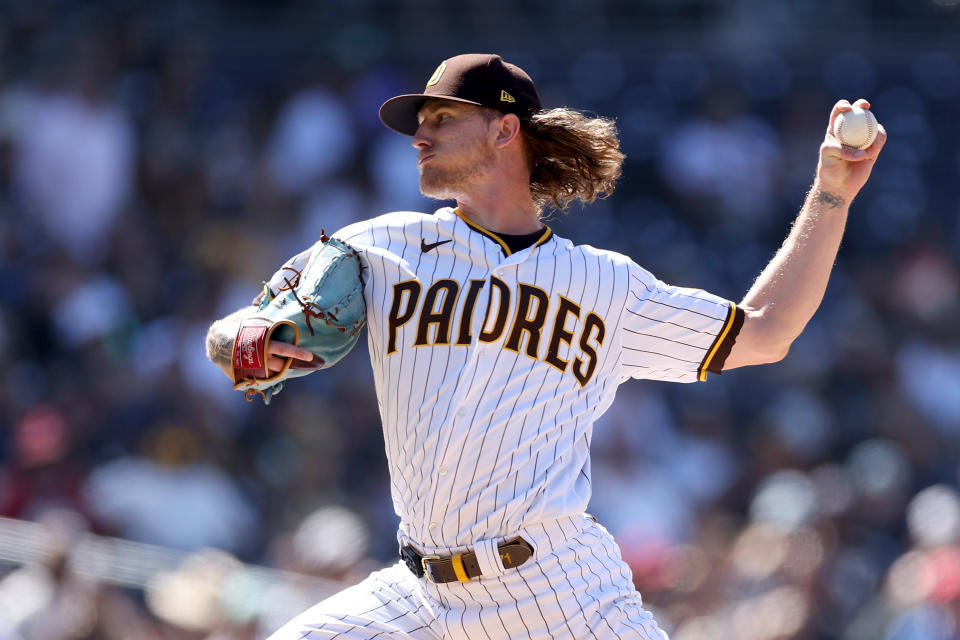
left=457, top=408, right=467, bottom=417
left=429, top=522, right=438, bottom=530
left=439, top=465, right=448, bottom=476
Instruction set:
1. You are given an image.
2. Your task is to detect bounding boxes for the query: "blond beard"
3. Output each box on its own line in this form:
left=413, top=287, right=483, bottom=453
left=420, top=166, right=479, bottom=200
left=419, top=140, right=496, bottom=200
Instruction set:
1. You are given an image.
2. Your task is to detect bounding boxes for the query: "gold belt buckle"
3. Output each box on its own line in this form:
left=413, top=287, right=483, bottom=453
left=420, top=555, right=440, bottom=582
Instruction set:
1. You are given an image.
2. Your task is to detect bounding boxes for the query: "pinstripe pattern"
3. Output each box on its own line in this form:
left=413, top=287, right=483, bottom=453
left=264, top=206, right=737, bottom=639
left=267, top=516, right=669, bottom=638
left=329, top=207, right=734, bottom=549
left=621, top=265, right=734, bottom=382
left=266, top=563, right=443, bottom=640
left=421, top=515, right=668, bottom=640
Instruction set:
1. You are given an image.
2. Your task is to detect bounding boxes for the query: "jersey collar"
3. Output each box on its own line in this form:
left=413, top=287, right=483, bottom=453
left=452, top=207, right=553, bottom=257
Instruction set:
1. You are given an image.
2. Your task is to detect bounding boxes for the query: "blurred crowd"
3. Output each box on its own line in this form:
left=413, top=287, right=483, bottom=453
left=0, top=1, right=959, bottom=639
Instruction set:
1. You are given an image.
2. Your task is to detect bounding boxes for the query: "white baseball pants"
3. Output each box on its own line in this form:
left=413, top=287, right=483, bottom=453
left=266, top=514, right=669, bottom=640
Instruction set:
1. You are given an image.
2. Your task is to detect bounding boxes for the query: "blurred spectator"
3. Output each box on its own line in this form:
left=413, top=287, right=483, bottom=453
left=287, top=505, right=374, bottom=580
left=9, top=31, right=134, bottom=266
left=266, top=85, right=356, bottom=196
left=145, top=548, right=247, bottom=637
left=0, top=510, right=100, bottom=640
left=1, top=405, right=87, bottom=521
left=895, top=338, right=960, bottom=436
left=81, top=425, right=257, bottom=553
left=658, top=84, right=782, bottom=234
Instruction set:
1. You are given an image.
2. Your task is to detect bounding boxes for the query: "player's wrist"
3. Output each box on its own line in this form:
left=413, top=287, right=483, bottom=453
left=808, top=179, right=853, bottom=211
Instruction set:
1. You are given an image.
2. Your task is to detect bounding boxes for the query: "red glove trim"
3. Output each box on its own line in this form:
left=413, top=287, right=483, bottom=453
left=232, top=319, right=300, bottom=388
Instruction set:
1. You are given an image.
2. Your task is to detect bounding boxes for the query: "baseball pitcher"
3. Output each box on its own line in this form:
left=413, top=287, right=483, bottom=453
left=206, top=54, right=885, bottom=639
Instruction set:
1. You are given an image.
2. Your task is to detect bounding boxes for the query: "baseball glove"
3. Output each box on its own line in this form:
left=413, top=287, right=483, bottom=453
left=232, top=235, right=366, bottom=404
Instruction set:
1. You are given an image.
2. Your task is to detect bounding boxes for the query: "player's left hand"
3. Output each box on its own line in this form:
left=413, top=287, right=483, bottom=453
left=816, top=99, right=886, bottom=203
left=267, top=340, right=321, bottom=373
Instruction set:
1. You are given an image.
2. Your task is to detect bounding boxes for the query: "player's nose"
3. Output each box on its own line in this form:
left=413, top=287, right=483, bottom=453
left=412, top=124, right=432, bottom=149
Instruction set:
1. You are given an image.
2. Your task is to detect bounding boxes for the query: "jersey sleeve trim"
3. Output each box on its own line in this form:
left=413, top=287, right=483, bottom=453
left=697, top=303, right=744, bottom=381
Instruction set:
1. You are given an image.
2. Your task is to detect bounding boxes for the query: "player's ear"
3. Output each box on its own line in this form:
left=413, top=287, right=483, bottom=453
left=493, top=113, right=522, bottom=149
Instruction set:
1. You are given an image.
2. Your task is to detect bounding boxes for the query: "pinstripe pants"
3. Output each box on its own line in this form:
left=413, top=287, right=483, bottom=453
left=266, top=514, right=669, bottom=640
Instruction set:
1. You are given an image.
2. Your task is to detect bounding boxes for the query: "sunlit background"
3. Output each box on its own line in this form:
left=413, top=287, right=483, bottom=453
left=1, top=1, right=959, bottom=638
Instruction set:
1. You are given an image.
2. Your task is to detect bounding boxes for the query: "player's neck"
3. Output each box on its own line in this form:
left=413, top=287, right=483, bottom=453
left=456, top=190, right=541, bottom=235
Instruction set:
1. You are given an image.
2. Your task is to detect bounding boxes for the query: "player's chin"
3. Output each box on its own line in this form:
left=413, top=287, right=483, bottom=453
left=419, top=174, right=459, bottom=200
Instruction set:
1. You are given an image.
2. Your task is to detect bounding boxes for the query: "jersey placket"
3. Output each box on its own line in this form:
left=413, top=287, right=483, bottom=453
left=422, top=242, right=539, bottom=546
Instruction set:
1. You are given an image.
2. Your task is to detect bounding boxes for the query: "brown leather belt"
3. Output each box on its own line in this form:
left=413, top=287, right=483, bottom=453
left=400, top=537, right=534, bottom=583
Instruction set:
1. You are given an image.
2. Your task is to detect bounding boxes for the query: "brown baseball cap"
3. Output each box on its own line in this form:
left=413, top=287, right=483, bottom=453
left=379, top=53, right=542, bottom=136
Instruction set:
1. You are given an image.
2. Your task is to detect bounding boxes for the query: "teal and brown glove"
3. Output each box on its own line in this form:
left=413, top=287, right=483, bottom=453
left=232, top=235, right=366, bottom=404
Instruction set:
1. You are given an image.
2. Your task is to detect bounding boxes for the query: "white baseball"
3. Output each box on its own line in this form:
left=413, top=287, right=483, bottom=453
left=833, top=105, right=879, bottom=150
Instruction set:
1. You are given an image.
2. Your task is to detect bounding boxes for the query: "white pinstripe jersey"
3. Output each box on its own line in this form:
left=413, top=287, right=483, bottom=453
left=274, top=206, right=741, bottom=550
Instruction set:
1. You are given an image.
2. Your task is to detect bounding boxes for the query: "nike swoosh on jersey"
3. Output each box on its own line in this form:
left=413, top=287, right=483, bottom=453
left=421, top=238, right=453, bottom=253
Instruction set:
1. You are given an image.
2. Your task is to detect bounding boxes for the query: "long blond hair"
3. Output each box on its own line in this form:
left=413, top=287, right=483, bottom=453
left=521, top=107, right=625, bottom=214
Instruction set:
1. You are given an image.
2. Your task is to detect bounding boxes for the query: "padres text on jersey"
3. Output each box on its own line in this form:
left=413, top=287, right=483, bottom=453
left=271, top=207, right=740, bottom=549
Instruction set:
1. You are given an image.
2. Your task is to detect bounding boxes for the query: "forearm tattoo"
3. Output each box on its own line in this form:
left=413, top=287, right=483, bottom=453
left=815, top=190, right=846, bottom=209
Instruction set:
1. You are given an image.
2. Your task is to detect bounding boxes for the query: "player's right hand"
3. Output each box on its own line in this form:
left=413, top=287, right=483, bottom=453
left=817, top=98, right=886, bottom=203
